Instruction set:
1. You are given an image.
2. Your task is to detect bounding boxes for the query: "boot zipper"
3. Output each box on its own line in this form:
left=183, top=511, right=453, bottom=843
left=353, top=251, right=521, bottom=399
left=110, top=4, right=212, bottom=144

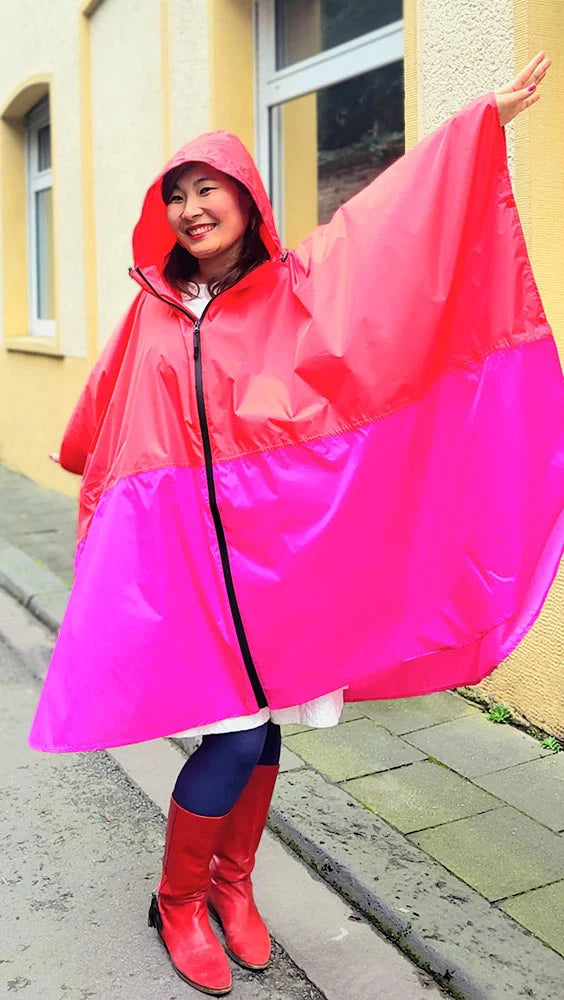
left=131, top=267, right=268, bottom=709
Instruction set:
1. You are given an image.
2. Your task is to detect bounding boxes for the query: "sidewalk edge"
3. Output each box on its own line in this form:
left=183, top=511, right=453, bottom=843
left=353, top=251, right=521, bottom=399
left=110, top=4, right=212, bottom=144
left=267, top=769, right=564, bottom=1000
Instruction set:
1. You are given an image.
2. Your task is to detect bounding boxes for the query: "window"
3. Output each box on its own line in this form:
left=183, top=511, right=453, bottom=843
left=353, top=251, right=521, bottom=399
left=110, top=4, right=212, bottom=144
left=256, top=0, right=404, bottom=245
left=25, top=97, right=55, bottom=336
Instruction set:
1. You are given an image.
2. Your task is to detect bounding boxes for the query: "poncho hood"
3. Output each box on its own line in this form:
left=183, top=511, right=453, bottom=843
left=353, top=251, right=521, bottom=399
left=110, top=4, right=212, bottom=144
left=132, top=130, right=281, bottom=277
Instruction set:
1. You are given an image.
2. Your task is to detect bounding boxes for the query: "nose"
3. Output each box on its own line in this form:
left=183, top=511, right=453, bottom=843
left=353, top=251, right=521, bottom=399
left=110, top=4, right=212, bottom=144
left=181, top=196, right=203, bottom=222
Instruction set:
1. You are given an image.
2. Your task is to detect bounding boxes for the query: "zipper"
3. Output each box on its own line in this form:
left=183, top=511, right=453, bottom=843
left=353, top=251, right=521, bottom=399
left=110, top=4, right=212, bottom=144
left=132, top=266, right=268, bottom=709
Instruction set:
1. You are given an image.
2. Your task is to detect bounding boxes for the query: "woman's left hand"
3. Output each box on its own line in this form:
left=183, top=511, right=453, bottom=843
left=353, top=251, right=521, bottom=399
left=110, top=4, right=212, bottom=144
left=495, top=50, right=551, bottom=126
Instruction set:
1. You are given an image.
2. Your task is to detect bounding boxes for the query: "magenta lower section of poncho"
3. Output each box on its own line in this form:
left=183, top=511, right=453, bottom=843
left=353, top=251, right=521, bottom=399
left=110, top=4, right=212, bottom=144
left=29, top=336, right=564, bottom=752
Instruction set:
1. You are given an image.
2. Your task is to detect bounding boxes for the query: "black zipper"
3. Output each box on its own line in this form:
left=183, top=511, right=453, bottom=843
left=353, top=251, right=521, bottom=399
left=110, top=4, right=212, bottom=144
left=132, top=266, right=268, bottom=709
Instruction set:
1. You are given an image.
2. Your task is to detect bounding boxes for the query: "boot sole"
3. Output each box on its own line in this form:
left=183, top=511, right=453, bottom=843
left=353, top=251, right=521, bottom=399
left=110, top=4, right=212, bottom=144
left=156, top=928, right=233, bottom=995
left=207, top=902, right=271, bottom=972
left=149, top=894, right=232, bottom=994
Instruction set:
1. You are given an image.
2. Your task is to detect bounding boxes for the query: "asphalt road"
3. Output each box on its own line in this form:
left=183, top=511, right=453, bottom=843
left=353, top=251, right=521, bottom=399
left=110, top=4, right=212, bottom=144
left=0, top=587, right=447, bottom=1000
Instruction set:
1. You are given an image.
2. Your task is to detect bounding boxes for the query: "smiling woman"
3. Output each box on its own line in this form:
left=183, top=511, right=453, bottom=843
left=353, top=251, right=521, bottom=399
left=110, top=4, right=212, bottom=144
left=29, top=59, right=563, bottom=999
left=161, top=162, right=269, bottom=300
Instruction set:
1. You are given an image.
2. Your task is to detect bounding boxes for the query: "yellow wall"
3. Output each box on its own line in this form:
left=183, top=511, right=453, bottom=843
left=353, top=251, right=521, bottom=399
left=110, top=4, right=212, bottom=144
left=468, top=0, right=564, bottom=738
left=281, top=94, right=318, bottom=248
left=0, top=66, right=87, bottom=500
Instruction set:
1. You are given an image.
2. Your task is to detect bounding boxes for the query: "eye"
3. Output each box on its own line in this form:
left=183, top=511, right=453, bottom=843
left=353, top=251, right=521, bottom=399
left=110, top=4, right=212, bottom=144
left=168, top=194, right=183, bottom=204
left=199, top=186, right=216, bottom=195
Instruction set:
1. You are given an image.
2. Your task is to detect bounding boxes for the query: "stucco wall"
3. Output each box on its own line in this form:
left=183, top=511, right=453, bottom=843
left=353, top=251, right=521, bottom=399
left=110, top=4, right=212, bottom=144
left=418, top=0, right=515, bottom=176
left=169, top=0, right=210, bottom=154
left=419, top=0, right=514, bottom=130
left=91, top=0, right=212, bottom=347
left=90, top=0, right=163, bottom=346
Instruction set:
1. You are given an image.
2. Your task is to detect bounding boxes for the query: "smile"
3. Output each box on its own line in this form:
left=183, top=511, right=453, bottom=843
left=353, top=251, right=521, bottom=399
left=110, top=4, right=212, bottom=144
left=186, top=223, right=217, bottom=238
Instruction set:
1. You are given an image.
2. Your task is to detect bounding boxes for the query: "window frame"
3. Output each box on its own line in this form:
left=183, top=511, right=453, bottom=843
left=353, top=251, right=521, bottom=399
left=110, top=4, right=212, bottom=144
left=254, top=0, right=404, bottom=238
left=25, top=96, right=56, bottom=338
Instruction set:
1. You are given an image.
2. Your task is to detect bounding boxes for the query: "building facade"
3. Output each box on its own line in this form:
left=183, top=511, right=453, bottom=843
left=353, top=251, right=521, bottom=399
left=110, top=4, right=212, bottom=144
left=1, top=0, right=562, bottom=732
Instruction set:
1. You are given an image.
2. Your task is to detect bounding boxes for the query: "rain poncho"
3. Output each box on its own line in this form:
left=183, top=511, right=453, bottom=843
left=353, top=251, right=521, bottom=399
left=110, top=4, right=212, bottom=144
left=29, top=92, right=564, bottom=752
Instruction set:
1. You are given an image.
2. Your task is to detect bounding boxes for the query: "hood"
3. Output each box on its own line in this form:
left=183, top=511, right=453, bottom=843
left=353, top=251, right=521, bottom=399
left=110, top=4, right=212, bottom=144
left=132, top=130, right=281, bottom=275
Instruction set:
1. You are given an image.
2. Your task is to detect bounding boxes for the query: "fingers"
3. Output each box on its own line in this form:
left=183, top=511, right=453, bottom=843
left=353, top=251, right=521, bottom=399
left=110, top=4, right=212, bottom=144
left=523, top=91, right=541, bottom=109
left=514, top=49, right=546, bottom=88
left=509, top=51, right=550, bottom=92
left=497, top=53, right=551, bottom=96
left=502, top=85, right=540, bottom=108
left=535, top=59, right=551, bottom=84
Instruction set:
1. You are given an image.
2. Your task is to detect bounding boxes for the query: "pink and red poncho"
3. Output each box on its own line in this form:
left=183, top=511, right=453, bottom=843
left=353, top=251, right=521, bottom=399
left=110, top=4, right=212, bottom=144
left=29, top=92, right=564, bottom=753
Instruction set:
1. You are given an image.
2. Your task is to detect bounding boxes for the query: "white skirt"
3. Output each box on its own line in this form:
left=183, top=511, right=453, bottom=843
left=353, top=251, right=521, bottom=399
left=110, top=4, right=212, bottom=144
left=170, top=688, right=346, bottom=739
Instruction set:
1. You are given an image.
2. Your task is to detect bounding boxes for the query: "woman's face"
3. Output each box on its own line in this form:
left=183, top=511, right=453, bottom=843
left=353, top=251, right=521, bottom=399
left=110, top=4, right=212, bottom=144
left=165, top=162, right=251, bottom=267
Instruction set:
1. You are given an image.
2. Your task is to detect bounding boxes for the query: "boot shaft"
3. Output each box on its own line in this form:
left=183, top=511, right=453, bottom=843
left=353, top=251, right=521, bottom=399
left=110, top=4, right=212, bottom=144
left=160, top=796, right=230, bottom=899
left=211, top=764, right=279, bottom=882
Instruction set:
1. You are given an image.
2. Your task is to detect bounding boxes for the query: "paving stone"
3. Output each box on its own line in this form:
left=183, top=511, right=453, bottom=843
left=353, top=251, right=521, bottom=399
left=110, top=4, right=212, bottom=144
left=408, top=806, right=564, bottom=901
left=282, top=723, right=311, bottom=737
left=281, top=703, right=366, bottom=739
left=499, top=881, right=564, bottom=957
left=403, top=713, right=550, bottom=777
left=0, top=541, right=66, bottom=604
left=0, top=492, right=73, bottom=510
left=341, top=702, right=370, bottom=722
left=5, top=511, right=72, bottom=532
left=342, top=759, right=502, bottom=833
left=279, top=746, right=307, bottom=773
left=284, top=719, right=427, bottom=782
left=473, top=752, right=564, bottom=832
left=357, top=691, right=480, bottom=734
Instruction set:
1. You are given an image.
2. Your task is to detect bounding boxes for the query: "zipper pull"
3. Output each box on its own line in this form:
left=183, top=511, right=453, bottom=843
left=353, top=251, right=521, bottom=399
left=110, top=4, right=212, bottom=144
left=193, top=321, right=200, bottom=361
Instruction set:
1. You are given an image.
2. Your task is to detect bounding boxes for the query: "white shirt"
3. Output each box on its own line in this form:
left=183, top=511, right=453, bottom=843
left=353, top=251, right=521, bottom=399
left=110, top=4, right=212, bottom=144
left=181, top=285, right=211, bottom=317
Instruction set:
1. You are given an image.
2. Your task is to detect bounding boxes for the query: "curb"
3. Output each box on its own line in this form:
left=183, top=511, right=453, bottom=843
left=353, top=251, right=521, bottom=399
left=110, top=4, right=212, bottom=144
left=267, top=769, right=564, bottom=1000
left=3, top=540, right=564, bottom=1000
left=0, top=539, right=70, bottom=632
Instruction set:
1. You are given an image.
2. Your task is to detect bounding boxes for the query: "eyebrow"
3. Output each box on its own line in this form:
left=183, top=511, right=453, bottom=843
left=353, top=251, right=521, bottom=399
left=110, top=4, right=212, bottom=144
left=172, top=176, right=216, bottom=192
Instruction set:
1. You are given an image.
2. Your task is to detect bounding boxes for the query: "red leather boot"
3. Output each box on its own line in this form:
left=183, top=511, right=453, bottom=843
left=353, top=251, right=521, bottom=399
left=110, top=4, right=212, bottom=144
left=207, top=764, right=279, bottom=970
left=148, top=796, right=233, bottom=995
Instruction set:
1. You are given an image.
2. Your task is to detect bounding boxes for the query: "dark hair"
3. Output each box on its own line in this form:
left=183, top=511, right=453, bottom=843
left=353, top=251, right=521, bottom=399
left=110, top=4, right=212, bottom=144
left=160, top=164, right=269, bottom=299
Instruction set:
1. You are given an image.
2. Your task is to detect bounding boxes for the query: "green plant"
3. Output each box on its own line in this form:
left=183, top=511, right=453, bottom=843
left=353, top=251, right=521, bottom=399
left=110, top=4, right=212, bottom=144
left=540, top=735, right=563, bottom=752
left=487, top=703, right=512, bottom=724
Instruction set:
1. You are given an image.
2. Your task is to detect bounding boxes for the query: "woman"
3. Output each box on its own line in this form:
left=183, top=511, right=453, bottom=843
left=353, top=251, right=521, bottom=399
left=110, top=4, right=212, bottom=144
left=32, top=54, right=562, bottom=995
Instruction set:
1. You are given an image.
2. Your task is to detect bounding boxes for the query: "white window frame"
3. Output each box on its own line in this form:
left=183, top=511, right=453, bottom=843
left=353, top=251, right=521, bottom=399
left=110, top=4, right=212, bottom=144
left=254, top=0, right=404, bottom=238
left=25, top=97, right=56, bottom=337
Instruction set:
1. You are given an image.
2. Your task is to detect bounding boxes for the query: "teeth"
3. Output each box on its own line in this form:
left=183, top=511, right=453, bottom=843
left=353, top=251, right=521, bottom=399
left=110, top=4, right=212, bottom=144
left=188, top=224, right=216, bottom=235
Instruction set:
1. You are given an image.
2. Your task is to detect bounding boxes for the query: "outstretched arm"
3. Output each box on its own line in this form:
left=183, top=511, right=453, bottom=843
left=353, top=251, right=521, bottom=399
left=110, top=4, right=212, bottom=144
left=294, top=50, right=552, bottom=286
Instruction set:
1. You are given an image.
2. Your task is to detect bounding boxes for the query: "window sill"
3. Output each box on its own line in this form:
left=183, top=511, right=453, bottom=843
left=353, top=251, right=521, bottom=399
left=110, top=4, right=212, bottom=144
left=5, top=335, right=64, bottom=358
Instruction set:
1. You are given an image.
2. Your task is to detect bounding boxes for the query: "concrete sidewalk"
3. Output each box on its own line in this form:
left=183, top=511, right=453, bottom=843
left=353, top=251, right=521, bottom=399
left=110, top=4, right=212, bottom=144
left=2, top=460, right=564, bottom=1000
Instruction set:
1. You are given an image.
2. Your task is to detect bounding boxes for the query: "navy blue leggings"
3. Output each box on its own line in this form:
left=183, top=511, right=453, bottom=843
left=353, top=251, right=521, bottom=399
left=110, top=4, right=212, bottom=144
left=173, top=720, right=281, bottom=816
